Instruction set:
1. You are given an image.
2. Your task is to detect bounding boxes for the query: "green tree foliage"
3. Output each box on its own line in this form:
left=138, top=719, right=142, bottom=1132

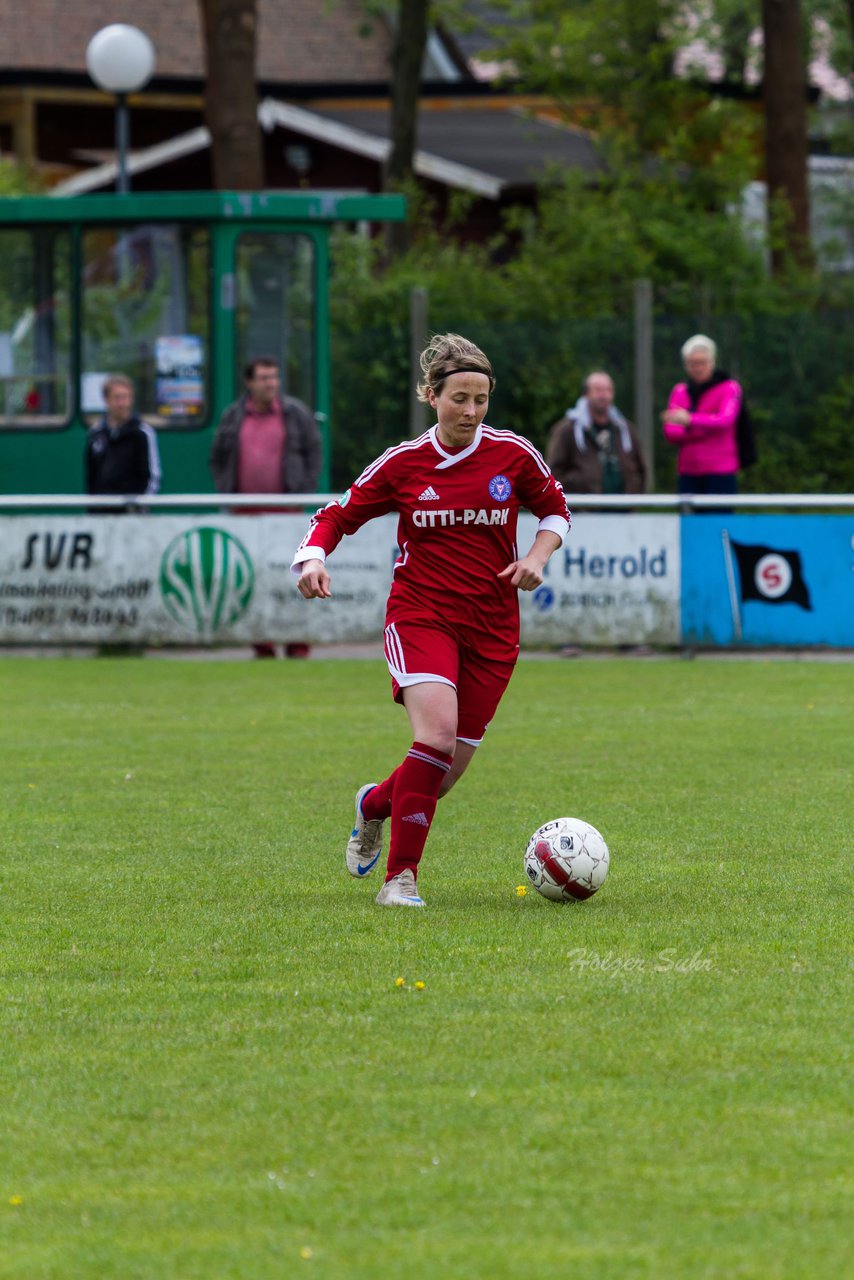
left=817, top=0, right=854, bottom=80
left=480, top=0, right=691, bottom=151
left=807, top=374, right=854, bottom=490
left=687, top=0, right=853, bottom=84
left=501, top=150, right=764, bottom=314
left=0, top=158, right=44, bottom=196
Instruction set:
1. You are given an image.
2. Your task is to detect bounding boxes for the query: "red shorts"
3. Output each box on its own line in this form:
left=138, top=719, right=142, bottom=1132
left=383, top=620, right=516, bottom=746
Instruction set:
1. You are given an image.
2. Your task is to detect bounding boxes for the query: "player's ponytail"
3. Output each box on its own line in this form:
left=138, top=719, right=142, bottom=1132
left=416, top=334, right=495, bottom=403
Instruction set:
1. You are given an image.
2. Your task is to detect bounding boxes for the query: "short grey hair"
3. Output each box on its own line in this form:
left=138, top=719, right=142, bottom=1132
left=681, top=334, right=717, bottom=365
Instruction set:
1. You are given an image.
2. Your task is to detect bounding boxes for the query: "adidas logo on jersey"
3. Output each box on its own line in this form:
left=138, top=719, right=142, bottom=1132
left=418, top=486, right=441, bottom=501
left=402, top=811, right=430, bottom=826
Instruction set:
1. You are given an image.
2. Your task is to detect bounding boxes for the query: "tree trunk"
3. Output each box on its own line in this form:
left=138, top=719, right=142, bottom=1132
left=762, top=0, right=811, bottom=270
left=199, top=0, right=264, bottom=190
left=384, top=0, right=430, bottom=255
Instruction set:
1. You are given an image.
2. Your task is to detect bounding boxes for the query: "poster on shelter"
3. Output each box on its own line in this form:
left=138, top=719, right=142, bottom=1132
left=80, top=372, right=109, bottom=414
left=155, top=335, right=204, bottom=418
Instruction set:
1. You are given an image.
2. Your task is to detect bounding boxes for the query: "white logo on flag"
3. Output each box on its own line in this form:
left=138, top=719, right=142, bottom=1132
left=755, top=553, right=792, bottom=599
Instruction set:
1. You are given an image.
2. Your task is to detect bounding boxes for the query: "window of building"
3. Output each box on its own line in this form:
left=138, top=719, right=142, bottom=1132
left=236, top=233, right=315, bottom=406
left=82, top=223, right=210, bottom=426
left=0, top=228, right=71, bottom=427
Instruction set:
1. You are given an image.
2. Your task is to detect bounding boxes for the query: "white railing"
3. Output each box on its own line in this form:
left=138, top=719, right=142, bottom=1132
left=0, top=493, right=852, bottom=511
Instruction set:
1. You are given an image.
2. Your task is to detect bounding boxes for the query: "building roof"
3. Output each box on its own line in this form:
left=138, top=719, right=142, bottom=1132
left=310, top=101, right=604, bottom=190
left=0, top=0, right=459, bottom=85
left=0, top=0, right=458, bottom=82
left=50, top=95, right=605, bottom=199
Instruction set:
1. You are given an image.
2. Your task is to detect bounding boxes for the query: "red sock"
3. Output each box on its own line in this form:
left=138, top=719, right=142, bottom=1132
left=385, top=741, right=453, bottom=881
left=361, top=767, right=401, bottom=822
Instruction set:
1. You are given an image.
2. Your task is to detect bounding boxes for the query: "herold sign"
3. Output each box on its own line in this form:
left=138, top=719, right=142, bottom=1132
left=517, top=513, right=681, bottom=645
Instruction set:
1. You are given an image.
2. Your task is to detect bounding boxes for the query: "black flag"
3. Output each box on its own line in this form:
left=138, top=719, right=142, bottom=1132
left=730, top=541, right=812, bottom=611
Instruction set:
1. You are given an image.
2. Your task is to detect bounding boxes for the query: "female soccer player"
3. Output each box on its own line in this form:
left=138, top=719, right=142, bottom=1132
left=293, top=334, right=570, bottom=907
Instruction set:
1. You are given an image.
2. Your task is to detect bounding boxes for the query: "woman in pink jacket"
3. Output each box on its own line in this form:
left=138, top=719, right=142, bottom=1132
left=662, top=334, right=741, bottom=497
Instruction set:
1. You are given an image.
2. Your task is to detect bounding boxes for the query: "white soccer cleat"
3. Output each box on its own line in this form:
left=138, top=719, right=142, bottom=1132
left=346, top=783, right=385, bottom=878
left=375, top=869, right=425, bottom=907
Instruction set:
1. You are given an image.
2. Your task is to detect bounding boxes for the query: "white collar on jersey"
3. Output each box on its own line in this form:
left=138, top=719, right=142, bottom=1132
left=429, top=423, right=484, bottom=469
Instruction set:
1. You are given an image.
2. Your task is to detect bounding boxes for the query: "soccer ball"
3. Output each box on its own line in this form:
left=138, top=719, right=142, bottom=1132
left=523, top=817, right=610, bottom=902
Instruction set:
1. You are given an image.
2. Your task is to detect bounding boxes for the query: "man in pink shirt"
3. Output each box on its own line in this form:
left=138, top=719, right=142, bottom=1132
left=211, top=357, right=322, bottom=657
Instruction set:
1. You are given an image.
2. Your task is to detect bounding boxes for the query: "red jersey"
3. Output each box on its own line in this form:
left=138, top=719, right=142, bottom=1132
left=293, top=424, right=570, bottom=656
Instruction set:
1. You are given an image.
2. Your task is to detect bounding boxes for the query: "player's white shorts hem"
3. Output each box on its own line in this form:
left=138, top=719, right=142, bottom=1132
left=390, top=671, right=456, bottom=691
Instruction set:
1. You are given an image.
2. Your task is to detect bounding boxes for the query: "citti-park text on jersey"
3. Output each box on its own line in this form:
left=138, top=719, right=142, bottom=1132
left=412, top=508, right=510, bottom=528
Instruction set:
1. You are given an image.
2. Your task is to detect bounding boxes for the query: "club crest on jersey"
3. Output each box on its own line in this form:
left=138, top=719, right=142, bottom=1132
left=489, top=474, right=512, bottom=502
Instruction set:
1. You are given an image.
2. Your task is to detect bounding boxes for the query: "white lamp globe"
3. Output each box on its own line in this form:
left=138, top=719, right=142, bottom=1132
left=86, top=25, right=156, bottom=95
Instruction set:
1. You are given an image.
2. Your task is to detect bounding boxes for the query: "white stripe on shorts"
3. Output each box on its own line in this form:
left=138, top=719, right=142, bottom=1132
left=383, top=623, right=456, bottom=691
left=384, top=623, right=406, bottom=674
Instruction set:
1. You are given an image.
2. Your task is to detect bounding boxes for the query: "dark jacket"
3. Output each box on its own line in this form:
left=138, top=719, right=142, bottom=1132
left=85, top=417, right=162, bottom=496
left=209, top=394, right=322, bottom=494
left=546, top=399, right=647, bottom=495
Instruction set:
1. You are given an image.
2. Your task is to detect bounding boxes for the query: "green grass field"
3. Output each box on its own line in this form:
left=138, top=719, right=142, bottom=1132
left=1, top=656, right=851, bottom=1279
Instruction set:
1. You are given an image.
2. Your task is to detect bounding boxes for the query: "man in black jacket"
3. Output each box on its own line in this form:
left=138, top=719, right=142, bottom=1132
left=85, top=375, right=162, bottom=501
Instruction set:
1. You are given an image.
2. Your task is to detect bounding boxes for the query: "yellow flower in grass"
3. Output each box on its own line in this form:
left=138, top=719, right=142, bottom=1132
left=414, top=981, right=426, bottom=990
left=9, top=1195, right=23, bottom=1206
left=516, top=885, right=528, bottom=897
left=394, top=977, right=406, bottom=988
left=300, top=1245, right=313, bottom=1259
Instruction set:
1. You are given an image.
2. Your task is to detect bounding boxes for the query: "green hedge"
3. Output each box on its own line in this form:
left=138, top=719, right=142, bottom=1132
left=330, top=293, right=854, bottom=494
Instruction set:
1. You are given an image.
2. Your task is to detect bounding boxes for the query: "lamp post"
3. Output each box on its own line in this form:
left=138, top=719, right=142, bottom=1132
left=86, top=24, right=156, bottom=194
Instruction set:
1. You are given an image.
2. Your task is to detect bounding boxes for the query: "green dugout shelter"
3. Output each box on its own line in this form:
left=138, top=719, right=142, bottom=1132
left=0, top=191, right=406, bottom=494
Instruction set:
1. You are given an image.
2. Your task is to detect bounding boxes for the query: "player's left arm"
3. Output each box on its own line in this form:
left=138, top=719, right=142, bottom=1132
left=497, top=448, right=570, bottom=591
left=497, top=529, right=562, bottom=591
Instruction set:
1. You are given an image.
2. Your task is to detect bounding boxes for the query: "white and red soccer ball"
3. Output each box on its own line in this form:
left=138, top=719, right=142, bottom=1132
left=524, top=817, right=610, bottom=902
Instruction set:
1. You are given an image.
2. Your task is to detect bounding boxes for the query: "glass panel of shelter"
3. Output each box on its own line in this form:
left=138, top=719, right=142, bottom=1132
left=81, top=223, right=210, bottom=427
left=0, top=228, right=71, bottom=427
left=235, top=233, right=315, bottom=407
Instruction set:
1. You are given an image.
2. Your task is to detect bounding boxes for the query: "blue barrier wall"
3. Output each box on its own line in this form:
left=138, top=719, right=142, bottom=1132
left=681, top=515, right=854, bottom=647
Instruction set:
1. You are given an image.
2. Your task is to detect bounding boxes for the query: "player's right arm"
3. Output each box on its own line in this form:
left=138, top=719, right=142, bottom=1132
left=291, top=458, right=397, bottom=598
left=297, top=559, right=331, bottom=599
